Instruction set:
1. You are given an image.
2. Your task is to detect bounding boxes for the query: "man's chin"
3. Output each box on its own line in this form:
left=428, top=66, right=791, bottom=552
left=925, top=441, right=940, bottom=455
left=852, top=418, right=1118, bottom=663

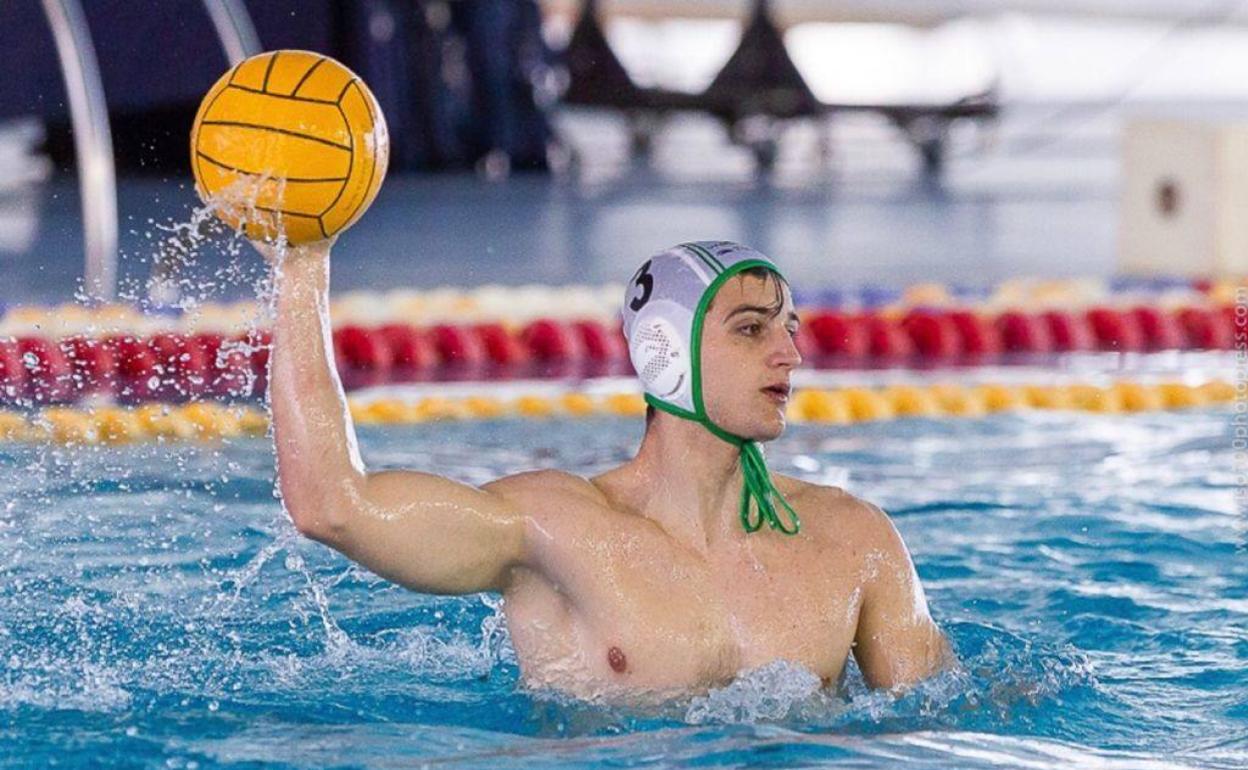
left=748, top=416, right=786, bottom=443
left=707, top=407, right=787, bottom=442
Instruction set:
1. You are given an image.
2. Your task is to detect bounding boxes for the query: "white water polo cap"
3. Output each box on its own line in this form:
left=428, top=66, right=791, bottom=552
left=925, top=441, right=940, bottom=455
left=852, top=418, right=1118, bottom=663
left=621, top=241, right=801, bottom=535
left=622, top=241, right=779, bottom=416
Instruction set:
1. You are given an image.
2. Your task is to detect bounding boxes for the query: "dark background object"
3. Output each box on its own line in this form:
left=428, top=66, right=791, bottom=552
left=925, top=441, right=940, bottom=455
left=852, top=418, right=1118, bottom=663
left=561, top=0, right=998, bottom=173
left=0, top=0, right=554, bottom=173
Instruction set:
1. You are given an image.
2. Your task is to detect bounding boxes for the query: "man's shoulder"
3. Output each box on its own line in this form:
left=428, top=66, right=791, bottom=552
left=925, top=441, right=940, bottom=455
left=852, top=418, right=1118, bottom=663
left=483, top=469, right=606, bottom=508
left=775, top=475, right=895, bottom=545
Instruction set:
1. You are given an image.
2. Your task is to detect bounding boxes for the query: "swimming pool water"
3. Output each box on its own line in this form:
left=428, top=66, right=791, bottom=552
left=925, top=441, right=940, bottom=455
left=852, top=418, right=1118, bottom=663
left=1, top=409, right=1243, bottom=769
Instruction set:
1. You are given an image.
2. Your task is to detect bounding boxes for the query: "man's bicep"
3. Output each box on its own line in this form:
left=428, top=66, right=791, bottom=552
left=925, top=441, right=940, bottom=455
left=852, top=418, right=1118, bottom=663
left=851, top=504, right=952, bottom=690
left=328, top=469, right=528, bottom=595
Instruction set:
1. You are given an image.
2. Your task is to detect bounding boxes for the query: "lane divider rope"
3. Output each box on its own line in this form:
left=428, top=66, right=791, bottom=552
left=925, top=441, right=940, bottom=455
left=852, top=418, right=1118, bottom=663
left=0, top=302, right=1241, bottom=408
left=0, top=379, right=1231, bottom=446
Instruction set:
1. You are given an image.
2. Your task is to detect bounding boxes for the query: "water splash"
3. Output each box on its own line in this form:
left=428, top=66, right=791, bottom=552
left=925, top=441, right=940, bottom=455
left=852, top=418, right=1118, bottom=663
left=478, top=593, right=514, bottom=668
left=685, top=660, right=825, bottom=724
left=283, top=551, right=352, bottom=656
left=215, top=529, right=297, bottom=609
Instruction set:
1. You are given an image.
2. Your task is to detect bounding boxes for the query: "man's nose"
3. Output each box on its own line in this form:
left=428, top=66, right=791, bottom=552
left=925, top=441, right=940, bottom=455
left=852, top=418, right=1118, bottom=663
left=771, top=329, right=802, bottom=369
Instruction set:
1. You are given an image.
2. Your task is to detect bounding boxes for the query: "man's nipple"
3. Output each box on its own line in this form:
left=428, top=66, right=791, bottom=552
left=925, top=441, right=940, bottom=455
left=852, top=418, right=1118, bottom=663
left=607, top=645, right=627, bottom=673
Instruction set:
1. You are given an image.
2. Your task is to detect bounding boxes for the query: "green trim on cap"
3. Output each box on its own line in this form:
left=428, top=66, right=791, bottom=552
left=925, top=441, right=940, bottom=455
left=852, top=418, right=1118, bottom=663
left=681, top=243, right=724, bottom=275
left=645, top=392, right=698, bottom=422
left=684, top=242, right=726, bottom=273
left=689, top=259, right=774, bottom=420
left=645, top=258, right=801, bottom=536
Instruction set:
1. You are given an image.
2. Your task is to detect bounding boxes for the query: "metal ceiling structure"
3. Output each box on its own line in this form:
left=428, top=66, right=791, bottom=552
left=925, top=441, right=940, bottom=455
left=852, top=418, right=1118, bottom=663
left=543, top=0, right=1248, bottom=27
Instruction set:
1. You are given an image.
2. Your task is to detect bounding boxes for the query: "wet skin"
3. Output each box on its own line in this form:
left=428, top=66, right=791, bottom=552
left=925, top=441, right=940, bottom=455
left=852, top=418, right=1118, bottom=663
left=266, top=240, right=951, bottom=702
left=493, top=468, right=942, bottom=700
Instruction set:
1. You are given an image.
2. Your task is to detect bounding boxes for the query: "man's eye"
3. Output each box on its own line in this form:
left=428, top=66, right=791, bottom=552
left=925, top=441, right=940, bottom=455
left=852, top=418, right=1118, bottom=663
left=786, top=326, right=800, bottom=338
left=738, top=323, right=762, bottom=336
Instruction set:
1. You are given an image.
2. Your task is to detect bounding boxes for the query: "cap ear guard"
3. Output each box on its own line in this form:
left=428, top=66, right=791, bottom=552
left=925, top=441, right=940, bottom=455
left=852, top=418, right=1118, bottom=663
left=629, top=305, right=693, bottom=408
left=622, top=250, right=706, bottom=415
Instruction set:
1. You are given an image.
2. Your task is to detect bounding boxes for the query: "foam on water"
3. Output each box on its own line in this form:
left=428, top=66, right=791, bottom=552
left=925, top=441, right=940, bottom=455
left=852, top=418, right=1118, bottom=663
left=685, top=661, right=825, bottom=724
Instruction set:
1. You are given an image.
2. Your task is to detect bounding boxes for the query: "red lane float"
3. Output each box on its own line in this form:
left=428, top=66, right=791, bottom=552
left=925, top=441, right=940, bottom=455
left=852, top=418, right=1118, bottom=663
left=193, top=334, right=225, bottom=394
left=334, top=326, right=387, bottom=371
left=1129, top=307, right=1184, bottom=352
left=429, top=324, right=485, bottom=370
left=791, top=324, right=819, bottom=362
left=861, top=314, right=913, bottom=360
left=572, top=320, right=627, bottom=377
left=1226, top=305, right=1246, bottom=346
left=61, top=336, right=116, bottom=397
left=474, top=323, right=528, bottom=368
left=901, top=311, right=958, bottom=361
left=0, top=300, right=1235, bottom=408
left=522, top=319, right=584, bottom=363
left=1040, top=311, right=1094, bottom=352
left=1085, top=308, right=1142, bottom=352
left=0, top=339, right=28, bottom=403
left=19, top=337, right=73, bottom=404
left=239, top=330, right=271, bottom=397
left=147, top=333, right=209, bottom=402
left=572, top=320, right=624, bottom=363
left=1177, top=307, right=1232, bottom=350
left=996, top=312, right=1051, bottom=354
left=107, top=335, right=159, bottom=404
left=378, top=323, right=439, bottom=380
left=806, top=311, right=869, bottom=360
left=947, top=311, right=1001, bottom=358
left=194, top=333, right=254, bottom=398
left=334, top=326, right=390, bottom=389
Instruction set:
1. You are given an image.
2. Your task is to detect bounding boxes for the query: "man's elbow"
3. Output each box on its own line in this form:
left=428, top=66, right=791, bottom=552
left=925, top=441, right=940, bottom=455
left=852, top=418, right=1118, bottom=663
left=930, top=627, right=957, bottom=676
left=857, top=623, right=955, bottom=692
left=904, top=626, right=957, bottom=687
left=288, top=506, right=344, bottom=545
left=278, top=474, right=353, bottom=545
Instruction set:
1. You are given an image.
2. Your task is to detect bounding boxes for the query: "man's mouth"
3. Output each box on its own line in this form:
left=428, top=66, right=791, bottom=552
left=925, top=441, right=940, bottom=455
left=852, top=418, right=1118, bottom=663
left=761, top=383, right=791, bottom=403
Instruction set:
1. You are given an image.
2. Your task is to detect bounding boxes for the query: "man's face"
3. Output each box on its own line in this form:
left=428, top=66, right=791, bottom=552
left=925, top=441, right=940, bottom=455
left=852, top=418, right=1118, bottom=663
left=699, top=272, right=802, bottom=441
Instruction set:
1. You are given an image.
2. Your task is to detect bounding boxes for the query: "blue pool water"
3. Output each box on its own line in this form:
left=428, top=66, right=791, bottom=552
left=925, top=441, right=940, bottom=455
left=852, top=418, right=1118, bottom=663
left=0, top=409, right=1244, bottom=769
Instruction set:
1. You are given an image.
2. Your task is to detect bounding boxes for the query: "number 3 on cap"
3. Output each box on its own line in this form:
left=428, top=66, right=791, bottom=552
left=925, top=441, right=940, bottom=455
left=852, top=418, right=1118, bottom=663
left=630, top=260, right=654, bottom=312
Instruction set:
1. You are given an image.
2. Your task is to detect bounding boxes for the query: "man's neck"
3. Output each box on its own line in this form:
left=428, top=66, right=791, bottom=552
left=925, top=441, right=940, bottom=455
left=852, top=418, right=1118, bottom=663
left=623, top=412, right=746, bottom=552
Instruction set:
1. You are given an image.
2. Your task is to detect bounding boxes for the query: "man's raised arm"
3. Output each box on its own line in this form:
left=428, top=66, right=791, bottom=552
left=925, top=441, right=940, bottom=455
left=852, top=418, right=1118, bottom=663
left=266, top=240, right=526, bottom=594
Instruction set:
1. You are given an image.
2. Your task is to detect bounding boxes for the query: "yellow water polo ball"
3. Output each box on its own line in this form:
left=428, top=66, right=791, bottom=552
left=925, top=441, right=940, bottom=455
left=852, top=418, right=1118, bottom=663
left=190, top=50, right=389, bottom=244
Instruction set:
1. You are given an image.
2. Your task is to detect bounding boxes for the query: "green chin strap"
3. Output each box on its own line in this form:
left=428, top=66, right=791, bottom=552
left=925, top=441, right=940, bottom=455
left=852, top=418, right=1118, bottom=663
left=644, top=257, right=802, bottom=536
left=646, top=395, right=802, bottom=535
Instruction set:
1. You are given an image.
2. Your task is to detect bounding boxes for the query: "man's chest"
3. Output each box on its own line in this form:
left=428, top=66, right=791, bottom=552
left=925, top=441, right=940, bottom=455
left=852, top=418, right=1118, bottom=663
left=709, top=547, right=863, bottom=680
left=507, top=532, right=864, bottom=695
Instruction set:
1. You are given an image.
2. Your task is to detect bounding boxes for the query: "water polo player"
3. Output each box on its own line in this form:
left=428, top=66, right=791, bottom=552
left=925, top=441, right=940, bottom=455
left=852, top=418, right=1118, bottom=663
left=264, top=237, right=952, bottom=700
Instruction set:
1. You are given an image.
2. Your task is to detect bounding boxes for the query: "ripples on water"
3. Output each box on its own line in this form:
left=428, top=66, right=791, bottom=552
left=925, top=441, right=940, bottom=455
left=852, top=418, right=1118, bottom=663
left=0, top=409, right=1243, bottom=769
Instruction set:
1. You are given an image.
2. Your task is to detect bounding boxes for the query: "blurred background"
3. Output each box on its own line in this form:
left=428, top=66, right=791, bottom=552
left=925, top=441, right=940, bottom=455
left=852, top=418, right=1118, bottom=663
left=2, top=0, right=1247, bottom=304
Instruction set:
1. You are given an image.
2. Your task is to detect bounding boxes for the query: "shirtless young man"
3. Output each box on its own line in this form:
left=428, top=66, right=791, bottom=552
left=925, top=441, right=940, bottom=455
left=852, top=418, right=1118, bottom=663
left=265, top=238, right=951, bottom=701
